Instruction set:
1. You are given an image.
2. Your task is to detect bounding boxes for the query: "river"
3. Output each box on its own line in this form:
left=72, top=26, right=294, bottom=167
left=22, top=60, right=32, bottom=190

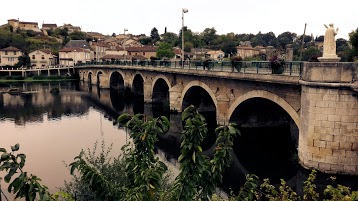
left=0, top=81, right=357, bottom=198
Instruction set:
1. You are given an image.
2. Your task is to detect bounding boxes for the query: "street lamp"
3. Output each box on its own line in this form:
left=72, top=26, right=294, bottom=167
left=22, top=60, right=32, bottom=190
left=182, top=8, right=188, bottom=68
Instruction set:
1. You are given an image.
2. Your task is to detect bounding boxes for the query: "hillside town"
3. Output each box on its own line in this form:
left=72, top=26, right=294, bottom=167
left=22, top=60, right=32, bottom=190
left=0, top=18, right=305, bottom=68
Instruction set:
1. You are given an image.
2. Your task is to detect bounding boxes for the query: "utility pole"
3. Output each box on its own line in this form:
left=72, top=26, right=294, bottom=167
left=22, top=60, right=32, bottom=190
left=299, top=23, right=307, bottom=61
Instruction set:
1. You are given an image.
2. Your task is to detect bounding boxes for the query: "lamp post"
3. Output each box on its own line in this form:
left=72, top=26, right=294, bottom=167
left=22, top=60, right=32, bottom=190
left=182, top=8, right=188, bottom=68
left=124, top=28, right=128, bottom=61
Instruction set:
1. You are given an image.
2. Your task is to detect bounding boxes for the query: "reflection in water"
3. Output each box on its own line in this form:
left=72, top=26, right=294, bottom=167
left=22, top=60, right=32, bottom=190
left=0, top=82, right=357, bottom=195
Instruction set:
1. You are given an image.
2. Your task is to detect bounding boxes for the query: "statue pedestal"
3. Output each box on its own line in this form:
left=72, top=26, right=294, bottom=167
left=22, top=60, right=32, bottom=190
left=318, top=56, right=341, bottom=62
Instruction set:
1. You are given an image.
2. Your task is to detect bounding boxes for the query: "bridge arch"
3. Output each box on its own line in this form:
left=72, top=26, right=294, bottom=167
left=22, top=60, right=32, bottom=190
left=227, top=90, right=300, bottom=129
left=96, top=71, right=104, bottom=85
left=151, top=74, right=172, bottom=92
left=180, top=80, right=218, bottom=111
left=87, top=70, right=93, bottom=83
left=109, top=70, right=125, bottom=88
left=132, top=73, right=145, bottom=96
left=130, top=72, right=146, bottom=88
left=152, top=75, right=172, bottom=103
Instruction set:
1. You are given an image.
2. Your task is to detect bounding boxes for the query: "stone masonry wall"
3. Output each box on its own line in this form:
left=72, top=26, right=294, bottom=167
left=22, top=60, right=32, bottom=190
left=299, top=62, right=358, bottom=174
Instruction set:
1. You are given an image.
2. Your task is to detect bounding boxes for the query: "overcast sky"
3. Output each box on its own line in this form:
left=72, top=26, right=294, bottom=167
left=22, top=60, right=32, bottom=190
left=1, top=0, right=357, bottom=39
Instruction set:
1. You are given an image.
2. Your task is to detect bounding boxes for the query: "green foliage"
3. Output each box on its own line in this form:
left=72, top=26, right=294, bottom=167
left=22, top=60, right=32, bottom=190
left=66, top=141, right=126, bottom=200
left=162, top=32, right=179, bottom=46
left=221, top=41, right=237, bottom=57
left=118, top=114, right=170, bottom=201
left=140, top=37, right=153, bottom=45
left=277, top=31, right=297, bottom=49
left=260, top=178, right=299, bottom=200
left=324, top=182, right=358, bottom=201
left=151, top=27, right=160, bottom=43
left=69, top=31, right=87, bottom=40
left=15, top=54, right=31, bottom=68
left=0, top=144, right=52, bottom=201
left=236, top=174, right=260, bottom=200
left=157, top=42, right=175, bottom=59
left=349, top=28, right=358, bottom=61
left=303, top=169, right=319, bottom=201
left=302, top=46, right=321, bottom=61
left=171, top=105, right=238, bottom=201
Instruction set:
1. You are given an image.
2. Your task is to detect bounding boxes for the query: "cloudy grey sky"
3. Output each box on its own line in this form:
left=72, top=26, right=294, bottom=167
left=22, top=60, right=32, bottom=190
left=1, top=0, right=357, bottom=39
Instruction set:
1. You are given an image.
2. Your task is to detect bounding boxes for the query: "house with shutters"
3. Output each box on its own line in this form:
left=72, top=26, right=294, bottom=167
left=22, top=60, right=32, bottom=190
left=29, top=49, right=56, bottom=68
left=0, top=46, right=23, bottom=67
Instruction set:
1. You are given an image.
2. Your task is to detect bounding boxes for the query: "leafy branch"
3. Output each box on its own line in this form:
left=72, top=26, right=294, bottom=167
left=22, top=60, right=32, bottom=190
left=0, top=144, right=52, bottom=201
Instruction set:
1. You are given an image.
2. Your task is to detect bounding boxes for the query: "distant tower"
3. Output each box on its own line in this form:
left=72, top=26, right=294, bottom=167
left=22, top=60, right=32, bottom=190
left=164, top=27, right=167, bottom=34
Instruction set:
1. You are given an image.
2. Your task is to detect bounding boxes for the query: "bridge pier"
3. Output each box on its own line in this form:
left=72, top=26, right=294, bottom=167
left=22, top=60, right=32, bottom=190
left=299, top=62, right=358, bottom=175
left=98, top=74, right=110, bottom=88
left=216, top=93, right=230, bottom=125
left=169, top=83, right=184, bottom=112
left=144, top=81, right=153, bottom=103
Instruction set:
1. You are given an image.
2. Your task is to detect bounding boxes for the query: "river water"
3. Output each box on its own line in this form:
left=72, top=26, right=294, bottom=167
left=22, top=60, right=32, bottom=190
left=0, top=82, right=357, bottom=197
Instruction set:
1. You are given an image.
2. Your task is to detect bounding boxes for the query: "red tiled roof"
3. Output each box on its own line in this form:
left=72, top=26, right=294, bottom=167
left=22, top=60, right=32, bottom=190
left=20, top=21, right=38, bottom=25
left=43, top=24, right=57, bottom=27
left=31, top=49, right=52, bottom=54
left=101, top=55, right=147, bottom=60
left=0, top=46, right=21, bottom=51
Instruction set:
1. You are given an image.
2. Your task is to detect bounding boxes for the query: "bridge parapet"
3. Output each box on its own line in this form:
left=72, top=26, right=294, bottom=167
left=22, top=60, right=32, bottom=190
left=299, top=62, right=358, bottom=175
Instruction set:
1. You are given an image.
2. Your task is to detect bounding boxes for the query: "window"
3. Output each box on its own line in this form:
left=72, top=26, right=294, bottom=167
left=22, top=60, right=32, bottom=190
left=14, top=51, right=17, bottom=55
left=143, top=52, right=145, bottom=56
left=32, top=55, right=35, bottom=59
left=5, top=51, right=8, bottom=55
left=42, top=55, right=44, bottom=59
left=8, top=58, right=14, bottom=62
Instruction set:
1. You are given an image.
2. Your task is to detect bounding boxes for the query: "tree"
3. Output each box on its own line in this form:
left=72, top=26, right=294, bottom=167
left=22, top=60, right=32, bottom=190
left=302, top=46, right=321, bottom=61
left=201, top=27, right=218, bottom=46
left=69, top=31, right=87, bottom=40
left=262, top=32, right=278, bottom=47
left=15, top=54, right=31, bottom=68
left=150, top=27, right=160, bottom=43
left=156, top=42, right=174, bottom=59
left=277, top=31, right=297, bottom=49
left=221, top=41, right=237, bottom=57
left=161, top=32, right=179, bottom=46
left=139, top=37, right=152, bottom=45
left=315, top=35, right=324, bottom=42
left=348, top=28, right=358, bottom=61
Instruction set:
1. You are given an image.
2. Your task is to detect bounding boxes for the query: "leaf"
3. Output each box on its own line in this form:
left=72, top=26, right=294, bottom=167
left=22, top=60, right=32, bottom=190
left=0, top=148, right=6, bottom=153
left=192, top=151, right=196, bottom=163
left=178, top=154, right=184, bottom=162
left=141, top=133, right=147, bottom=141
left=1, top=153, right=10, bottom=161
left=11, top=143, right=20, bottom=152
left=197, top=146, right=202, bottom=152
left=149, top=183, right=155, bottom=189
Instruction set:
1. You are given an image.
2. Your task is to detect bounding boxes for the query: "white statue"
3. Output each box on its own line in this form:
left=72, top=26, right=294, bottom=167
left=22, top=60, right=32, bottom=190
left=318, top=23, right=340, bottom=62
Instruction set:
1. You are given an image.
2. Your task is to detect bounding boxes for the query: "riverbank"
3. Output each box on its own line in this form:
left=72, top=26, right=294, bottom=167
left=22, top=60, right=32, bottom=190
left=0, top=75, right=77, bottom=82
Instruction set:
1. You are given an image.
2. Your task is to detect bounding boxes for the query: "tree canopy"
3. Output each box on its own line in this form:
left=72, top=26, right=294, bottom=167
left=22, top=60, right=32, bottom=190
left=156, top=42, right=175, bottom=59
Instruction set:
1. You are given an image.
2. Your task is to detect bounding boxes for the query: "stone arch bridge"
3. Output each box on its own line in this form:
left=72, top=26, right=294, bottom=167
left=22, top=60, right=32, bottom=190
left=76, top=62, right=358, bottom=175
